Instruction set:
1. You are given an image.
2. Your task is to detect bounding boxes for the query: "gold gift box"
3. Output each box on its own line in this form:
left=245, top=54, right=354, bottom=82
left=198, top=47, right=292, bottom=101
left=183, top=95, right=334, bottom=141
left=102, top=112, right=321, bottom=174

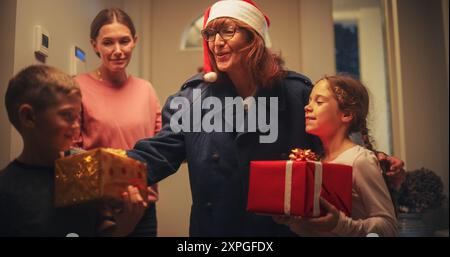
left=55, top=148, right=148, bottom=208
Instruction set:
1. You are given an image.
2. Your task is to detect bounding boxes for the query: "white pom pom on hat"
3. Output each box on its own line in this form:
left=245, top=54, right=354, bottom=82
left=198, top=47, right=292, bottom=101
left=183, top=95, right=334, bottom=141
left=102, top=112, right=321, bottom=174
left=202, top=0, right=270, bottom=83
left=203, top=71, right=218, bottom=83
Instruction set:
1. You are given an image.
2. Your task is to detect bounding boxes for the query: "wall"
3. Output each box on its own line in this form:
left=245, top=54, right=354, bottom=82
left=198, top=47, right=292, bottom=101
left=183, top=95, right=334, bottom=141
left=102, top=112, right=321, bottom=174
left=8, top=0, right=116, bottom=160
left=259, top=0, right=302, bottom=72
left=443, top=0, right=449, bottom=84
left=0, top=0, right=17, bottom=169
left=298, top=0, right=336, bottom=81
left=147, top=0, right=214, bottom=237
left=358, top=7, right=392, bottom=154
left=386, top=0, right=449, bottom=195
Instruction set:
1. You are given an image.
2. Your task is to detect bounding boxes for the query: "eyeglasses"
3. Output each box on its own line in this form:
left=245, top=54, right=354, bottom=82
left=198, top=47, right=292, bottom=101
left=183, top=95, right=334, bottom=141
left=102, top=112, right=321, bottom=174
left=201, top=26, right=240, bottom=42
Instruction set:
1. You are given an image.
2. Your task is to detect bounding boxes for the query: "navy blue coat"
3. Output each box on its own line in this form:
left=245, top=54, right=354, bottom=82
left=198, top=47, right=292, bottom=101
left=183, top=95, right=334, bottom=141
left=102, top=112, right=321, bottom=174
left=128, top=71, right=316, bottom=236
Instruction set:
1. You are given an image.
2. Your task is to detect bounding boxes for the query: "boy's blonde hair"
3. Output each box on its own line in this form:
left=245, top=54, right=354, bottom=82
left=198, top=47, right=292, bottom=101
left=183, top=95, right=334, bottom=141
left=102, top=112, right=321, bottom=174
left=4, top=65, right=81, bottom=131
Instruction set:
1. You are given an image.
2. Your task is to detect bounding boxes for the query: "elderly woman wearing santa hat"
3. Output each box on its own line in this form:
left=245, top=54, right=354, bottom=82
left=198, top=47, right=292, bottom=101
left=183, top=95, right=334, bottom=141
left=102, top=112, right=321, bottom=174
left=128, top=0, right=405, bottom=236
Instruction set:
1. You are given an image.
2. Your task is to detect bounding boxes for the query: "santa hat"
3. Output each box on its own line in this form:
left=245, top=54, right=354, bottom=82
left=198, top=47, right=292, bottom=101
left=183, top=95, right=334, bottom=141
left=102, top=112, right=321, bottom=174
left=202, top=0, right=270, bottom=82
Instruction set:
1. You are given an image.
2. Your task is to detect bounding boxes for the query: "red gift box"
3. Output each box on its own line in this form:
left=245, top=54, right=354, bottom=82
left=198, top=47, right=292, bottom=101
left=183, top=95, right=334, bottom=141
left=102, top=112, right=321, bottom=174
left=247, top=160, right=352, bottom=217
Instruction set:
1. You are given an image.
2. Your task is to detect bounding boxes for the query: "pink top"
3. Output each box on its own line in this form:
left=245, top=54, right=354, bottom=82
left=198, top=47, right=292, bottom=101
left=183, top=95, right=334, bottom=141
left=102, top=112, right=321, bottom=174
left=75, top=73, right=162, bottom=150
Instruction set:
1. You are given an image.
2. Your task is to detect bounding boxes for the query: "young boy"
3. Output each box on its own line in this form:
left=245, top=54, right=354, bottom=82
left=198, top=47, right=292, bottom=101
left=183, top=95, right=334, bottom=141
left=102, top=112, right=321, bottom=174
left=0, top=65, right=146, bottom=236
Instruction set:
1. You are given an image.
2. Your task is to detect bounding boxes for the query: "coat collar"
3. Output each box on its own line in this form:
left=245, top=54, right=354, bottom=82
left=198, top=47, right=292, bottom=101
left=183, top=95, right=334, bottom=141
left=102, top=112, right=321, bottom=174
left=180, top=71, right=311, bottom=141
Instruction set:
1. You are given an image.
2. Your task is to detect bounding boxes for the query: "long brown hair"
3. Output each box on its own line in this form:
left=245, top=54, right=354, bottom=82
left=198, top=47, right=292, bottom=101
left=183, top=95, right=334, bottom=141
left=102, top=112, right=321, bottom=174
left=321, top=74, right=374, bottom=151
left=206, top=18, right=287, bottom=89
left=324, top=75, right=400, bottom=216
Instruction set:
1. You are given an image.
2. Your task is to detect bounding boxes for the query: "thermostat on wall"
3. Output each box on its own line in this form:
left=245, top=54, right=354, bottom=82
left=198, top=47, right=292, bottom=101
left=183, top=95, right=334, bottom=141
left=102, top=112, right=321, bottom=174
left=34, top=25, right=50, bottom=56
left=70, top=46, right=87, bottom=76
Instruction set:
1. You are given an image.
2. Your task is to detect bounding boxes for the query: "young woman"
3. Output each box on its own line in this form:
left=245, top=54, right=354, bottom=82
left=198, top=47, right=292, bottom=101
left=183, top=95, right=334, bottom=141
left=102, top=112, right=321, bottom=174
left=75, top=8, right=161, bottom=237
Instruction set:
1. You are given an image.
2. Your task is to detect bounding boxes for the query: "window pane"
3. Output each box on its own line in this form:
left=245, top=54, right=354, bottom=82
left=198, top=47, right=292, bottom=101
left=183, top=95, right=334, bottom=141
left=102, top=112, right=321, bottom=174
left=334, top=21, right=360, bottom=78
left=333, top=0, right=393, bottom=154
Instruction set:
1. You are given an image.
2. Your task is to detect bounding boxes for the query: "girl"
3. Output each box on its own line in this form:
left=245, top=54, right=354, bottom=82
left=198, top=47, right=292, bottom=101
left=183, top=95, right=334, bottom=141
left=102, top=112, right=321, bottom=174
left=280, top=75, right=398, bottom=237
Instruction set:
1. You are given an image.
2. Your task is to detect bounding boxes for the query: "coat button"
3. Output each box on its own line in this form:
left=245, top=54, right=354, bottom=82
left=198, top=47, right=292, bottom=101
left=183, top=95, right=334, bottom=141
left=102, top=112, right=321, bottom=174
left=280, top=153, right=288, bottom=159
left=212, top=153, right=220, bottom=162
left=205, top=202, right=213, bottom=208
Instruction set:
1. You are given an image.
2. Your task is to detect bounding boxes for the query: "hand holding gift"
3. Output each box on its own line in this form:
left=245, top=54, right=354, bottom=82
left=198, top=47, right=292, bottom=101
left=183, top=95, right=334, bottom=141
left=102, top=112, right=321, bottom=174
left=247, top=149, right=352, bottom=218
left=98, top=185, right=147, bottom=236
left=55, top=148, right=150, bottom=236
left=55, top=148, right=148, bottom=208
left=272, top=197, right=340, bottom=234
left=97, top=186, right=158, bottom=236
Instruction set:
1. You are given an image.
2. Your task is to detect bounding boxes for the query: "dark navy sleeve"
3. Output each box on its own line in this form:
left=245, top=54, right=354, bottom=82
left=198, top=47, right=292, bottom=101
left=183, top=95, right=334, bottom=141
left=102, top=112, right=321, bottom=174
left=0, top=189, right=11, bottom=236
left=127, top=93, right=187, bottom=185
